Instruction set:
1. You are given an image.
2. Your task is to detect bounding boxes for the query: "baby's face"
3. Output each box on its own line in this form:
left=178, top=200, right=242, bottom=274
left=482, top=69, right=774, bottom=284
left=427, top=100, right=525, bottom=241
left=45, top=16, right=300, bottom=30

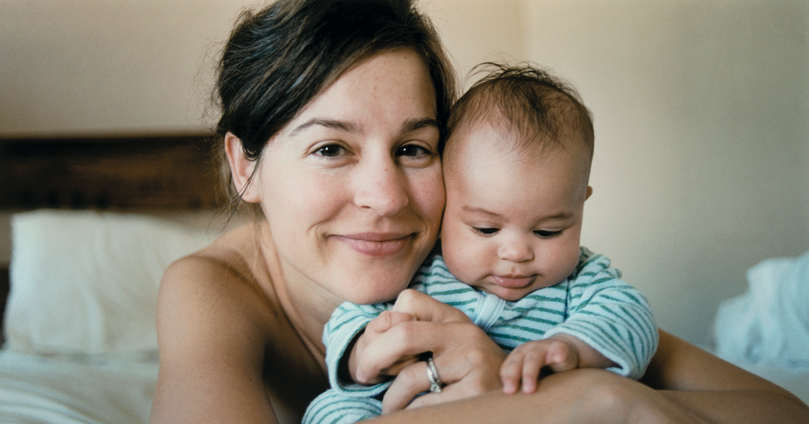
left=440, top=124, right=591, bottom=301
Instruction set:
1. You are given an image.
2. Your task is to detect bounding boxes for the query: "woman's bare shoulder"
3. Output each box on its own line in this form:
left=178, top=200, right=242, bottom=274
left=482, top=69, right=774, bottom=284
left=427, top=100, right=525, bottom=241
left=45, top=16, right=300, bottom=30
left=158, top=223, right=275, bottom=341
left=152, top=224, right=284, bottom=423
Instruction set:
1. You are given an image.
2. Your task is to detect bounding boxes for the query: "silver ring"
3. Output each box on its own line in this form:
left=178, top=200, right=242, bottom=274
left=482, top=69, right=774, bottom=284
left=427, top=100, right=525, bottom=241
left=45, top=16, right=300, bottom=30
left=425, top=356, right=443, bottom=393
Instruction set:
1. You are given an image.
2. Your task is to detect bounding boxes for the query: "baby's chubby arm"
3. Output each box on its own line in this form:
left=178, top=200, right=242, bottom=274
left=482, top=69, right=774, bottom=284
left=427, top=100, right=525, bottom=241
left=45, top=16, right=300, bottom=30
left=500, top=334, right=617, bottom=394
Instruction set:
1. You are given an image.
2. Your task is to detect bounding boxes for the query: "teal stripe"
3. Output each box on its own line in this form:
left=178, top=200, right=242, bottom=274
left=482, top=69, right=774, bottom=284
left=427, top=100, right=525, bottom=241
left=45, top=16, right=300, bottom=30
left=430, top=287, right=475, bottom=297
left=601, top=303, right=655, bottom=364
left=489, top=331, right=533, bottom=344
left=610, top=304, right=650, bottom=360
left=508, top=306, right=565, bottom=316
left=508, top=315, right=559, bottom=327
left=589, top=276, right=615, bottom=286
left=600, top=305, right=645, bottom=364
left=564, top=318, right=633, bottom=365
left=499, top=323, right=550, bottom=335
left=444, top=298, right=476, bottom=308
left=522, top=292, right=566, bottom=303
left=327, top=313, right=366, bottom=337
left=414, top=267, right=452, bottom=278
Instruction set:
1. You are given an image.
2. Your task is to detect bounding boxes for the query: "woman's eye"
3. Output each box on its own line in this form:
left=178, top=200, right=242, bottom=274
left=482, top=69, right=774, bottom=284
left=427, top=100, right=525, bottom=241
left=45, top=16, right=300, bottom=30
left=474, top=227, right=499, bottom=235
left=397, top=144, right=430, bottom=157
left=534, top=230, right=562, bottom=239
left=314, top=144, right=344, bottom=157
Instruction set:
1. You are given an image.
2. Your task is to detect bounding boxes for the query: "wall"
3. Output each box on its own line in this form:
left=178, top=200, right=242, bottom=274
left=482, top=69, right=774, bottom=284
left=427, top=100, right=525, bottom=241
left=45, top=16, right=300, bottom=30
left=520, top=0, right=809, bottom=344
left=0, top=0, right=253, bottom=136
left=1, top=0, right=807, bottom=346
left=803, top=1, right=809, bottom=256
left=0, top=0, right=523, bottom=136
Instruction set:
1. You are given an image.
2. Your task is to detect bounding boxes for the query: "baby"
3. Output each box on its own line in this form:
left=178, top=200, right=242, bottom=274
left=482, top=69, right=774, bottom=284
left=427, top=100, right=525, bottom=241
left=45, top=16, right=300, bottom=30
left=304, top=63, right=659, bottom=424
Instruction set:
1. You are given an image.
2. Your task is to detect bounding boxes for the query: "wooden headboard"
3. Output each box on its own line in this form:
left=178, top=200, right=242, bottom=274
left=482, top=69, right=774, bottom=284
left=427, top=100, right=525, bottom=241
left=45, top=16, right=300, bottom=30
left=0, top=133, right=223, bottom=341
left=0, top=133, right=222, bottom=210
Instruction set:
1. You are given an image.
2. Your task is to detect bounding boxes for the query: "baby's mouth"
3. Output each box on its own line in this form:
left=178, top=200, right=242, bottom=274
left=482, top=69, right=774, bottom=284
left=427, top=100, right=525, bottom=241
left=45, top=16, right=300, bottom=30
left=492, top=274, right=536, bottom=289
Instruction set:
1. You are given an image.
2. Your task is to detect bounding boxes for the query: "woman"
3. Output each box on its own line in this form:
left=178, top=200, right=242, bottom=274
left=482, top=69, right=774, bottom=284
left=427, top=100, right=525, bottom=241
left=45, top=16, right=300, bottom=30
left=150, top=1, right=809, bottom=423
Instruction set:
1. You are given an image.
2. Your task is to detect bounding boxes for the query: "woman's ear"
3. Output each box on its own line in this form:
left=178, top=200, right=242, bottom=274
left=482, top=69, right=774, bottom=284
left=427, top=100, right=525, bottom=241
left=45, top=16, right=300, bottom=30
left=225, top=132, right=261, bottom=203
left=585, top=185, right=594, bottom=201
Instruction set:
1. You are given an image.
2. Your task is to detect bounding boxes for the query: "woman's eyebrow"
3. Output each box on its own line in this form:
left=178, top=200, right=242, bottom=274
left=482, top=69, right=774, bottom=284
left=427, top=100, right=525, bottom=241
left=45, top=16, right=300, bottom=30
left=401, top=117, right=440, bottom=134
left=290, top=118, right=360, bottom=136
left=289, top=117, right=438, bottom=137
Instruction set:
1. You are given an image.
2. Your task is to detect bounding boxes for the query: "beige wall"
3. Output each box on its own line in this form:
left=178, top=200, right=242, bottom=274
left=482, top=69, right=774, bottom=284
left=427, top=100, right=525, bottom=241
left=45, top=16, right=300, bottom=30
left=519, top=0, right=809, bottom=344
left=1, top=0, right=807, bottom=346
left=0, top=0, right=253, bottom=136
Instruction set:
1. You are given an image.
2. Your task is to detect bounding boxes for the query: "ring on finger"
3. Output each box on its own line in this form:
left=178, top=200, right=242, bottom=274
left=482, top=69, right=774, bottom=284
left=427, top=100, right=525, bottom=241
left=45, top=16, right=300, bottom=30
left=425, top=356, right=444, bottom=394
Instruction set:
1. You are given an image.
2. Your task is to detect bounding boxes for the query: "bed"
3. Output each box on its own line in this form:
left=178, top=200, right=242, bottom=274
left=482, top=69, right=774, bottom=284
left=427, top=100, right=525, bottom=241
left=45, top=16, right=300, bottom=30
left=711, top=250, right=809, bottom=405
left=0, top=135, right=807, bottom=423
left=0, top=134, right=228, bottom=423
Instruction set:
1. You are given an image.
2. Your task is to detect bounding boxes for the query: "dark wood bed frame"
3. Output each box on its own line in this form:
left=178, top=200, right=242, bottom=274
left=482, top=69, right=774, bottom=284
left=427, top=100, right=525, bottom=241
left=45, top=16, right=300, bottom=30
left=0, top=133, right=222, bottom=210
left=0, top=133, right=222, bottom=342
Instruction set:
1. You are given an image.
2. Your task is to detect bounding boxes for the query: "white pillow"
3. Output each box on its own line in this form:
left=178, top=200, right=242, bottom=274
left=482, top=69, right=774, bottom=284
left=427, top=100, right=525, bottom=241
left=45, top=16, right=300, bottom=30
left=5, top=210, right=215, bottom=355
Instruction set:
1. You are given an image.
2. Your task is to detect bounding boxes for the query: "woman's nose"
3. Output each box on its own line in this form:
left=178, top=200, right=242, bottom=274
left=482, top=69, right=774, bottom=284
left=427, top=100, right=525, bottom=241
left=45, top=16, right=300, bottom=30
left=497, top=235, right=534, bottom=263
left=353, top=154, right=409, bottom=216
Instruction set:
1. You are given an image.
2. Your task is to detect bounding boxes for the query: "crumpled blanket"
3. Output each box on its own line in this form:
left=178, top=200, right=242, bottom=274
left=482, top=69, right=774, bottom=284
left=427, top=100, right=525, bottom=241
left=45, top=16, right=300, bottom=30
left=713, top=250, right=809, bottom=369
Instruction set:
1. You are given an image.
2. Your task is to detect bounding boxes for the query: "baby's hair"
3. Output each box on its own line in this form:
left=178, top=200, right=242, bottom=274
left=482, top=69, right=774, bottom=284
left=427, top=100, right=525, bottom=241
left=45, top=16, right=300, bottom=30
left=447, top=63, right=594, bottom=159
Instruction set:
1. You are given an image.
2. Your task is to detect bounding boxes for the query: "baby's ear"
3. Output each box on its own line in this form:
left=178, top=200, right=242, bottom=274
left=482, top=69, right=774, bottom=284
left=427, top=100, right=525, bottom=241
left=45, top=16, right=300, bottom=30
left=225, top=132, right=261, bottom=203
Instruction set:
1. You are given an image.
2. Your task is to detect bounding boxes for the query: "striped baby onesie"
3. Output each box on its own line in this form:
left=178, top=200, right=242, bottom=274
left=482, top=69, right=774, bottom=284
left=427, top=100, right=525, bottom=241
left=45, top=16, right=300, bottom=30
left=303, top=247, right=658, bottom=424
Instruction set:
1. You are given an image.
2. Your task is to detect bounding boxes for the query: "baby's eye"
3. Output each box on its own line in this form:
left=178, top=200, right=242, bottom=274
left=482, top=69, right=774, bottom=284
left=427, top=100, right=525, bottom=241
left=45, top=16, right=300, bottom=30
left=314, top=144, right=345, bottom=157
left=473, top=227, right=499, bottom=236
left=534, top=230, right=562, bottom=239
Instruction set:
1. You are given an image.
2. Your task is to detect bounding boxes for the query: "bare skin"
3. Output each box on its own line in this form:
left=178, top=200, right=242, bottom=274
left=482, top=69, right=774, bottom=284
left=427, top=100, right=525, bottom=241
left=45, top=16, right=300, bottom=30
left=151, top=223, right=809, bottom=424
left=499, top=333, right=617, bottom=394
left=151, top=224, right=329, bottom=424
left=345, top=290, right=616, bottom=400
left=151, top=49, right=809, bottom=424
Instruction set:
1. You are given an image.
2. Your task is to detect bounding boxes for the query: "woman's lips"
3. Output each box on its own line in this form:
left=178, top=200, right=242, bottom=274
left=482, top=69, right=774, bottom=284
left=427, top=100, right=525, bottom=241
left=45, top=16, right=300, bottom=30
left=492, top=275, right=536, bottom=289
left=334, top=233, right=413, bottom=257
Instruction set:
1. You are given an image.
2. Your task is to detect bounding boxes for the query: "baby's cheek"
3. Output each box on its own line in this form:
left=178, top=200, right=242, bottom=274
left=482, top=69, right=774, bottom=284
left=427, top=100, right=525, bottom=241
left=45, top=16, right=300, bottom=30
left=556, top=241, right=582, bottom=279
left=445, top=233, right=489, bottom=283
left=441, top=231, right=469, bottom=272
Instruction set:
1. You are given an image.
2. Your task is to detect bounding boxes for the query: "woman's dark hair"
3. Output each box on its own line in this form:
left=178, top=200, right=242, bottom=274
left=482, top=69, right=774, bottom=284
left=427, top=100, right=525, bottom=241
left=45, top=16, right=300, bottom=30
left=215, top=0, right=456, bottom=209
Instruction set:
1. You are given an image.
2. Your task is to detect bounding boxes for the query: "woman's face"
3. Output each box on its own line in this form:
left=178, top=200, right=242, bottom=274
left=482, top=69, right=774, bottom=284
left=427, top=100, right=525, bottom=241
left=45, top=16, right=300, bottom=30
left=249, top=49, right=445, bottom=306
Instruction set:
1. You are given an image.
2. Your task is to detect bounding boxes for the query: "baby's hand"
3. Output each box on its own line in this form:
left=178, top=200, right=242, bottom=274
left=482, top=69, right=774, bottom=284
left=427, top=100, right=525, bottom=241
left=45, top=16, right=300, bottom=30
left=347, top=310, right=416, bottom=385
left=500, top=337, right=580, bottom=394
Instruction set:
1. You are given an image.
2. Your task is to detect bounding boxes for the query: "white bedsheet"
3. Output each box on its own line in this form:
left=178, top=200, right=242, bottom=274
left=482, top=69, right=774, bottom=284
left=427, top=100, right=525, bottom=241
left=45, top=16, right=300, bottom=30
left=714, top=250, right=809, bottom=368
left=0, top=349, right=158, bottom=424
left=713, top=250, right=809, bottom=405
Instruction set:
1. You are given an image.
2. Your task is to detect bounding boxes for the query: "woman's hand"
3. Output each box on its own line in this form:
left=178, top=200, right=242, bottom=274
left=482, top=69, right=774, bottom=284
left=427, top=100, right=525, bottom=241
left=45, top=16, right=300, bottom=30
left=382, top=319, right=506, bottom=413
left=349, top=289, right=507, bottom=413
left=347, top=310, right=418, bottom=384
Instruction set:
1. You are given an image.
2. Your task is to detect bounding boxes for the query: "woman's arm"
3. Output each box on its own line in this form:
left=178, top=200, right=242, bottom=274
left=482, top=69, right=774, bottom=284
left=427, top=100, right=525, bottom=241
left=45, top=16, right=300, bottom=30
left=150, top=256, right=278, bottom=424
left=640, top=330, right=809, bottom=424
left=375, top=368, right=705, bottom=424
left=373, top=336, right=809, bottom=424
left=357, top=291, right=809, bottom=423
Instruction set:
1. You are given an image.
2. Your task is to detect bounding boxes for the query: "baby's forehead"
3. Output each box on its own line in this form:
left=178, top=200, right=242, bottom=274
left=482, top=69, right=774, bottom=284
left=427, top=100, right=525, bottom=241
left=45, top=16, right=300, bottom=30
left=444, top=119, right=588, bottom=166
left=443, top=121, right=592, bottom=193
